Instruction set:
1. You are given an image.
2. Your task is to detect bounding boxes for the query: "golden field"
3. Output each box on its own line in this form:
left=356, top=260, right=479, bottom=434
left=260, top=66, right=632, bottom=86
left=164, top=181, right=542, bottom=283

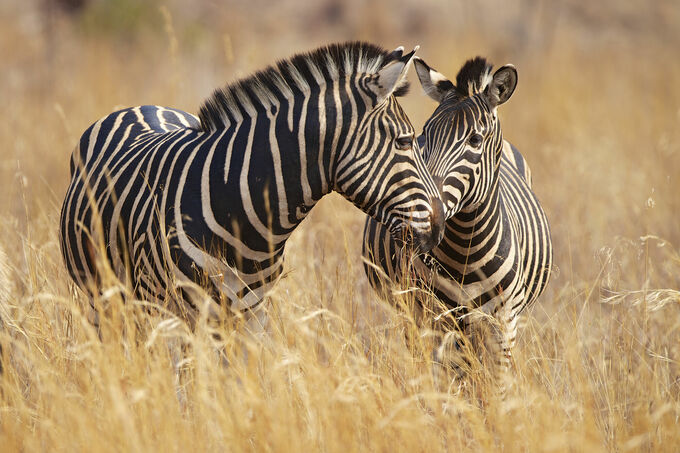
left=1, top=1, right=679, bottom=451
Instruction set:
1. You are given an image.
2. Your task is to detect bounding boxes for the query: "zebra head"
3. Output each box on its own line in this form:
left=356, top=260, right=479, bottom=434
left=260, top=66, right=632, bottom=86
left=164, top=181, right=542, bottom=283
left=334, top=47, right=445, bottom=253
left=413, top=56, right=517, bottom=217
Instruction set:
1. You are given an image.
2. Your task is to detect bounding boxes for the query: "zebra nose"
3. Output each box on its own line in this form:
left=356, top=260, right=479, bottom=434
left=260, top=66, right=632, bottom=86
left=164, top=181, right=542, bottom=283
left=410, top=196, right=445, bottom=253
left=430, top=196, right=445, bottom=245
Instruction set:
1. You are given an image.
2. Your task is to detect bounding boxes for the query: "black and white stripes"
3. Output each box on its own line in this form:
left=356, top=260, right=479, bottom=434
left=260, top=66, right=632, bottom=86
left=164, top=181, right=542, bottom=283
left=59, top=42, right=445, bottom=325
left=363, top=56, right=553, bottom=373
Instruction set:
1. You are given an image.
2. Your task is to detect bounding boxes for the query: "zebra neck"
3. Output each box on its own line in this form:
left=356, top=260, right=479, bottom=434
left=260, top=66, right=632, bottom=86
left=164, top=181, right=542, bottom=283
left=432, top=180, right=514, bottom=279
left=208, top=81, right=359, bottom=237
left=447, top=181, right=502, bottom=238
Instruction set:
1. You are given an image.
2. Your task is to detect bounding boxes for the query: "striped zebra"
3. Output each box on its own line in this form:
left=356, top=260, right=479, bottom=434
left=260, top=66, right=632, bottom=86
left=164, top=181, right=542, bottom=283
left=59, top=42, right=445, bottom=331
left=363, top=56, right=552, bottom=376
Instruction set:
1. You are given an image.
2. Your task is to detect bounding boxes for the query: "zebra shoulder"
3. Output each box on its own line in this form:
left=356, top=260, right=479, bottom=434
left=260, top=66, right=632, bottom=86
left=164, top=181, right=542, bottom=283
left=501, top=140, right=533, bottom=188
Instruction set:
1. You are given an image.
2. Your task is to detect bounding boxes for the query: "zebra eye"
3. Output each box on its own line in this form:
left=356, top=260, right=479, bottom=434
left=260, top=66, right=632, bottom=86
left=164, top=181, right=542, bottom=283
left=395, top=134, right=414, bottom=150
left=468, top=133, right=483, bottom=148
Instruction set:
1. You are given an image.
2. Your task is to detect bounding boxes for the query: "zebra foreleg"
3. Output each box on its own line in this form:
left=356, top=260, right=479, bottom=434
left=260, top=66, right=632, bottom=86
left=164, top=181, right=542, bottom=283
left=431, top=327, right=474, bottom=394
left=215, top=299, right=271, bottom=371
left=489, top=305, right=521, bottom=399
left=431, top=307, right=520, bottom=398
left=243, top=300, right=270, bottom=338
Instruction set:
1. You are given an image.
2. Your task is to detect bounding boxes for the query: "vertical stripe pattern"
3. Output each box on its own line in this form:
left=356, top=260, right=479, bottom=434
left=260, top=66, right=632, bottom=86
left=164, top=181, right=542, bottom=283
left=59, top=42, right=444, bottom=323
left=363, top=57, right=553, bottom=377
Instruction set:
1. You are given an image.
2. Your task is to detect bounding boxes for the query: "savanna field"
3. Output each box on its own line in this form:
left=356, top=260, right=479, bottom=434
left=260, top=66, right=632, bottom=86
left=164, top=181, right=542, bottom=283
left=1, top=1, right=680, bottom=451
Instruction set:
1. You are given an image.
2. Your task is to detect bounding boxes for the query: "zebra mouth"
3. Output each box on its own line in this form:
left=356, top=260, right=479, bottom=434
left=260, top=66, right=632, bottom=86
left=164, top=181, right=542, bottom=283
left=413, top=197, right=445, bottom=252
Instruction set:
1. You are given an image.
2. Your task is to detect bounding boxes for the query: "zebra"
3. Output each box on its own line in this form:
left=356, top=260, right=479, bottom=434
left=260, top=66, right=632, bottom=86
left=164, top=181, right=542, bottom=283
left=59, top=42, right=446, bottom=333
left=363, top=56, right=553, bottom=379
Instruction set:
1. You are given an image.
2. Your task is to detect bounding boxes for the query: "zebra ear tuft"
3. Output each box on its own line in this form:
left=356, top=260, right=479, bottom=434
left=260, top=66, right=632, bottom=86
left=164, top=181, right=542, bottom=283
left=484, top=64, right=517, bottom=108
left=385, top=46, right=404, bottom=63
left=414, top=57, right=454, bottom=103
left=370, top=46, right=418, bottom=104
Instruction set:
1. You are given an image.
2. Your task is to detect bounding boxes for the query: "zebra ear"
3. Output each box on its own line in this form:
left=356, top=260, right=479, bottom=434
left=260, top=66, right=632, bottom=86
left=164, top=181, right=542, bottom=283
left=371, top=46, right=419, bottom=104
left=414, top=57, right=454, bottom=103
left=485, top=64, right=517, bottom=108
left=385, top=46, right=404, bottom=62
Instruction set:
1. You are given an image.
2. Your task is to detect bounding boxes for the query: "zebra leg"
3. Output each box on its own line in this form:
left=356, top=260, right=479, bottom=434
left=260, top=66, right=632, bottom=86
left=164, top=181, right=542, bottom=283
left=243, top=300, right=270, bottom=337
left=234, top=299, right=271, bottom=368
left=85, top=288, right=133, bottom=343
left=87, top=298, right=103, bottom=341
left=492, top=307, right=521, bottom=398
left=431, top=328, right=471, bottom=394
left=429, top=308, right=480, bottom=394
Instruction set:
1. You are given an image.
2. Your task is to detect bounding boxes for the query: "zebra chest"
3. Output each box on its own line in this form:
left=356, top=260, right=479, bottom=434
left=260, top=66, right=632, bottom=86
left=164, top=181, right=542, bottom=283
left=426, top=221, right=524, bottom=310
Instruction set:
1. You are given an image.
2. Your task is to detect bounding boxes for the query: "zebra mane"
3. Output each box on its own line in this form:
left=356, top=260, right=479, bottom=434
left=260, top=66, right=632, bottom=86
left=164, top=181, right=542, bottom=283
left=198, top=41, right=402, bottom=132
left=453, top=56, right=494, bottom=98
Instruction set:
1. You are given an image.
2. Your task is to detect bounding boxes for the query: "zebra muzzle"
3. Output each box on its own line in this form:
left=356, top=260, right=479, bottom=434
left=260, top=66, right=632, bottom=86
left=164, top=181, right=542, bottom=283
left=411, top=196, right=445, bottom=253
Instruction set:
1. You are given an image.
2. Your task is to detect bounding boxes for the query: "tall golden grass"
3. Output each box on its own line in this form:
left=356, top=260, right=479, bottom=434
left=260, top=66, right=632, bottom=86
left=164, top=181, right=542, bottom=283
left=1, top=1, right=679, bottom=451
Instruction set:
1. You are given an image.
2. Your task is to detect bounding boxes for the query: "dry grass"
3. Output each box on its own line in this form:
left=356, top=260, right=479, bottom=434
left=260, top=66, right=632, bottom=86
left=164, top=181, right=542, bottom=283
left=1, top=1, right=680, bottom=451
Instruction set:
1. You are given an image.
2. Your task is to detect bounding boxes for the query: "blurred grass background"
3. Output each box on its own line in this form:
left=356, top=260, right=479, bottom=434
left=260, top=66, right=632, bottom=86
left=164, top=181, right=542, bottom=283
left=1, top=0, right=679, bottom=451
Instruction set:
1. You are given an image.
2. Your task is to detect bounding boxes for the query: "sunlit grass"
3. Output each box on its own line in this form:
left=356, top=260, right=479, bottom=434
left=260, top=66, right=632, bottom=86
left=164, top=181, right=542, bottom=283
left=1, top=1, right=680, bottom=451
